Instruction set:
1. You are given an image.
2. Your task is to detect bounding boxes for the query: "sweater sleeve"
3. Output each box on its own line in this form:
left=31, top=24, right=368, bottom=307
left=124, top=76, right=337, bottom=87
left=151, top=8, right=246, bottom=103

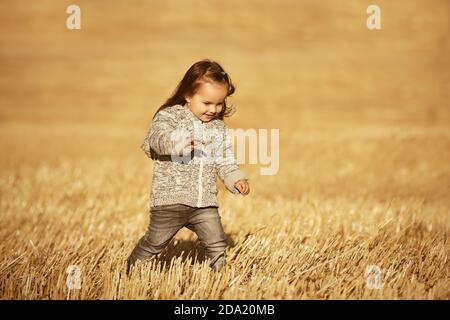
left=214, top=122, right=249, bottom=194
left=141, top=109, right=178, bottom=158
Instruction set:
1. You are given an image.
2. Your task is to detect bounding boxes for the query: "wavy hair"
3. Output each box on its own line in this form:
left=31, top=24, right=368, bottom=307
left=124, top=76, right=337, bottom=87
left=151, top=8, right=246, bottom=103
left=153, top=59, right=236, bottom=120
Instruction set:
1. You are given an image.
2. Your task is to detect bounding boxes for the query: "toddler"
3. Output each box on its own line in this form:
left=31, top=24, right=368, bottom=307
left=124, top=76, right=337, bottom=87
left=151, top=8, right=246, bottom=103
left=126, top=59, right=250, bottom=274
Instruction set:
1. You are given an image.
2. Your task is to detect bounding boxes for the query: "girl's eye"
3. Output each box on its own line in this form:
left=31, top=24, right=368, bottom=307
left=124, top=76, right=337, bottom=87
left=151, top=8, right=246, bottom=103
left=204, top=102, right=223, bottom=107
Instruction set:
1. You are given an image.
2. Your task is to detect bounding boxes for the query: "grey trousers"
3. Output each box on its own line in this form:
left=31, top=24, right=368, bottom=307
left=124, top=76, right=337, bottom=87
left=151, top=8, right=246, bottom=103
left=126, top=203, right=228, bottom=274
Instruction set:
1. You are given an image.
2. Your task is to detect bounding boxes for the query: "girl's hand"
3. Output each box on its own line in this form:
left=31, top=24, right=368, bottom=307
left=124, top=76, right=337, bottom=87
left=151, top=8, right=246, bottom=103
left=234, top=179, right=250, bottom=195
left=174, top=134, right=206, bottom=155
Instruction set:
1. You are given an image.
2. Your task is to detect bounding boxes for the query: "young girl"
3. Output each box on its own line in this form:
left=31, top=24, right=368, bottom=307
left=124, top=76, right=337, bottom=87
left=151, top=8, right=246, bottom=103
left=126, top=59, right=250, bottom=274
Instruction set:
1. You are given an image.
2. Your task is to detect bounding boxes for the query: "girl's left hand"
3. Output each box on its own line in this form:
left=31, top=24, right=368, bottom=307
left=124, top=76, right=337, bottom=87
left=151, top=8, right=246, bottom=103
left=234, top=179, right=250, bottom=195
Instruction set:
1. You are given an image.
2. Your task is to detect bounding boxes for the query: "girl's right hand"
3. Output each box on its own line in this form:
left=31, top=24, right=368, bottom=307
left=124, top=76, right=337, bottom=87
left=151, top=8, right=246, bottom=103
left=174, top=134, right=206, bottom=155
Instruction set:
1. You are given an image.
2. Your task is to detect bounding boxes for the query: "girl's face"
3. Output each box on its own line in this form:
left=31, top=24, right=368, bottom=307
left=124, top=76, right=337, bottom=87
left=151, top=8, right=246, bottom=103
left=185, top=81, right=228, bottom=122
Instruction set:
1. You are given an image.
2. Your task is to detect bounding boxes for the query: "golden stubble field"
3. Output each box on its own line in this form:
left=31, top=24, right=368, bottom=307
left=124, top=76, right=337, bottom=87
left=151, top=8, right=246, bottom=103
left=0, top=0, right=449, bottom=299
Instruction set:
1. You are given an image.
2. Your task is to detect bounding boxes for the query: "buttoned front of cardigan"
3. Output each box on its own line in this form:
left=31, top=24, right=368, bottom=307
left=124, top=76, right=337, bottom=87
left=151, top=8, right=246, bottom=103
left=141, top=104, right=249, bottom=208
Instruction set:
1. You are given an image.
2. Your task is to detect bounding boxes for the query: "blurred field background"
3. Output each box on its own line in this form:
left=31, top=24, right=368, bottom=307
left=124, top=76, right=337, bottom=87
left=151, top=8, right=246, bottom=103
left=0, top=0, right=449, bottom=299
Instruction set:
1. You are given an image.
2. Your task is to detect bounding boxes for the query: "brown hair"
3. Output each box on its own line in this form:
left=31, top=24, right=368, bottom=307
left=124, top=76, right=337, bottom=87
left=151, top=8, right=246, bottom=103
left=153, top=59, right=236, bottom=120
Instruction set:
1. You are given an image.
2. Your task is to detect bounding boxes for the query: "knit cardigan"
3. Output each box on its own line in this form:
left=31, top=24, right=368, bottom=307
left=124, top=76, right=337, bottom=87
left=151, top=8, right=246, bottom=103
left=141, top=104, right=249, bottom=208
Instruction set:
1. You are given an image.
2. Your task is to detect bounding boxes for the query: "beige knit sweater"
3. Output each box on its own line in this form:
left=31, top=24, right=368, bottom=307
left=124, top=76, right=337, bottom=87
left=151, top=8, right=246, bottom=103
left=141, top=104, right=249, bottom=208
